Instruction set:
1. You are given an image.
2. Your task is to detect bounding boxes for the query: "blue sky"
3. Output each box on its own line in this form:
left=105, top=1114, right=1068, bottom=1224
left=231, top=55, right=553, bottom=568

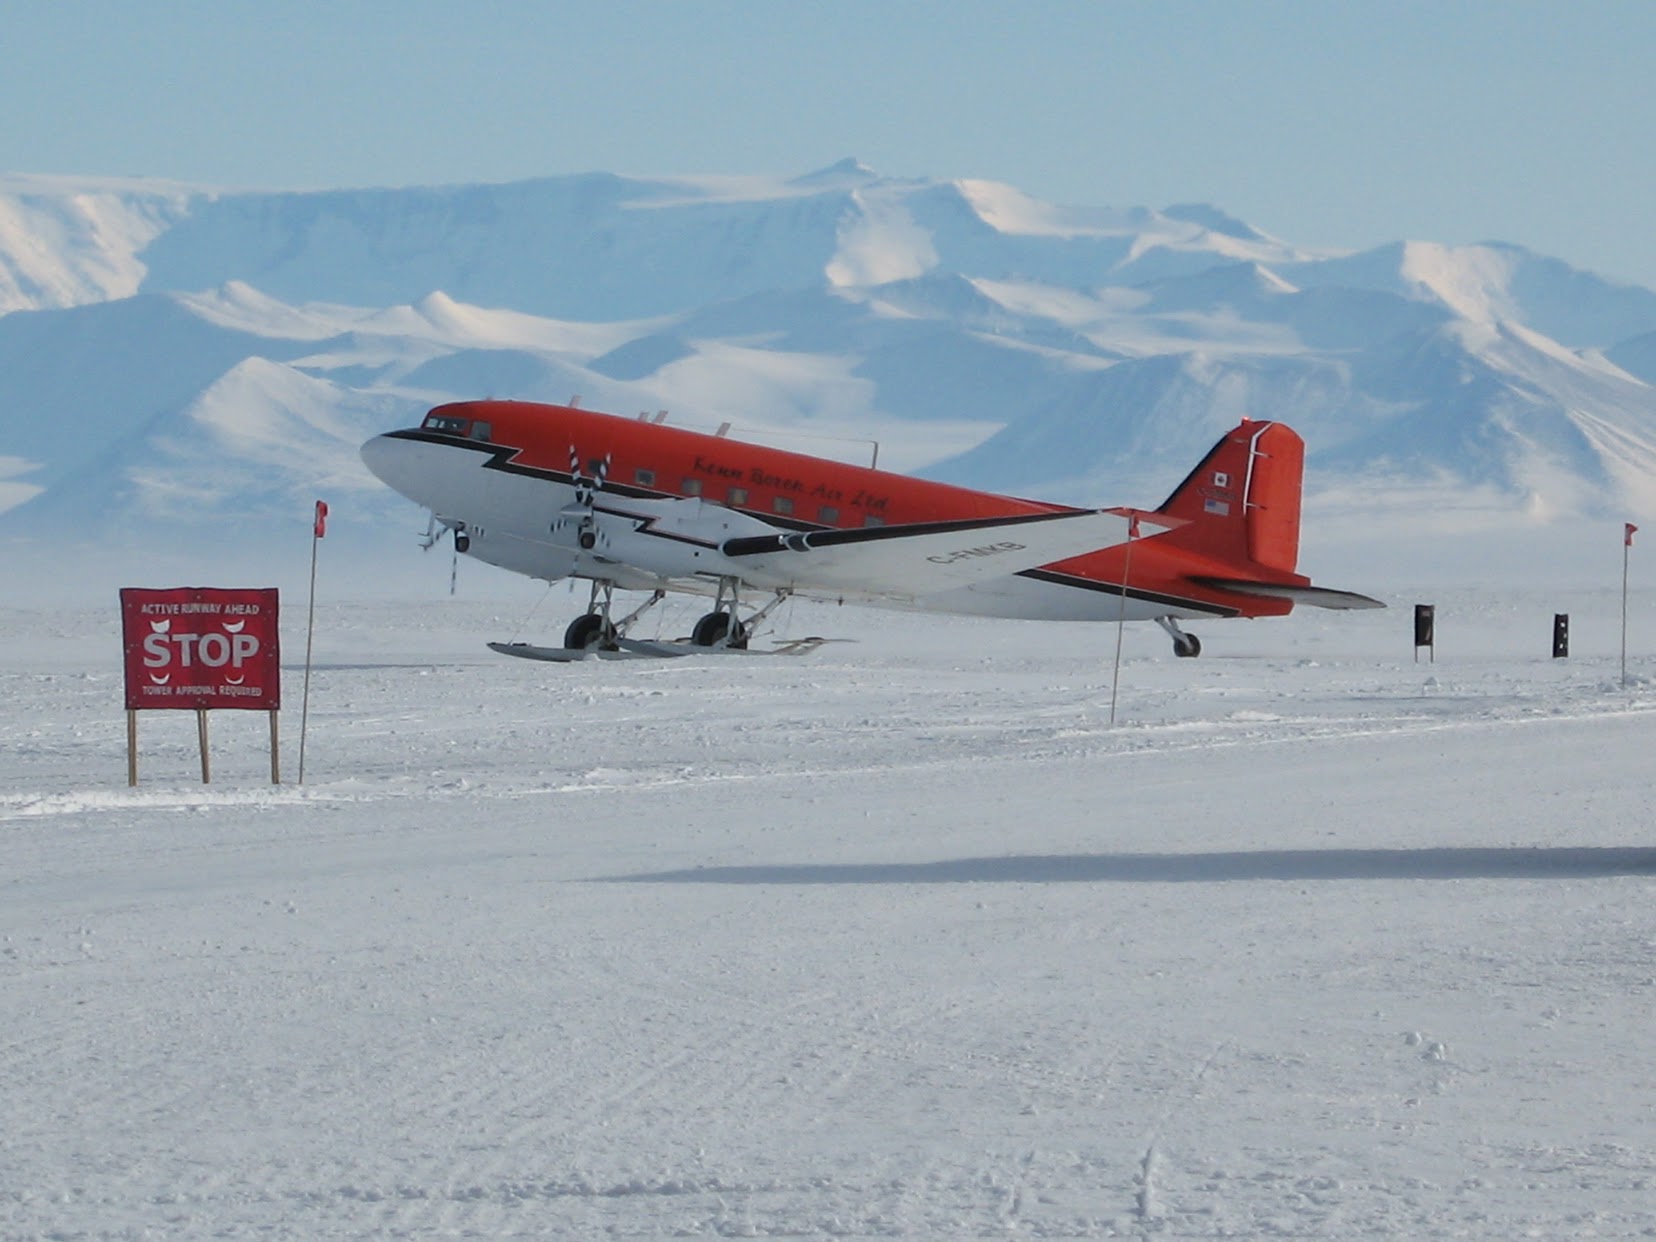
left=7, top=0, right=1655, bottom=288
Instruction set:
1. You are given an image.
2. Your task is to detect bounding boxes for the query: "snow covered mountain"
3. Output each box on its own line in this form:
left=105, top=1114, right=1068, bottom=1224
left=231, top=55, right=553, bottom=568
left=3, top=161, right=1655, bottom=592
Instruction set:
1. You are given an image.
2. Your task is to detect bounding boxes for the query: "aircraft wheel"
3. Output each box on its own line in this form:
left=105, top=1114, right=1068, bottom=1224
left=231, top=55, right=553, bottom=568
left=1173, top=633, right=1202, bottom=658
left=564, top=612, right=618, bottom=651
left=691, top=610, right=748, bottom=649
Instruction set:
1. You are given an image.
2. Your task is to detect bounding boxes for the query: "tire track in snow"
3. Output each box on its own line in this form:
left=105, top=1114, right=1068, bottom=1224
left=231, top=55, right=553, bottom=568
left=362, top=937, right=957, bottom=1234
left=1135, top=1038, right=1231, bottom=1229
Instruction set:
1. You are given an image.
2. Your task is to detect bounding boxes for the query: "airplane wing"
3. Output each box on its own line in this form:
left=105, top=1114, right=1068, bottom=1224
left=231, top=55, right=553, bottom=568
left=720, top=509, right=1147, bottom=598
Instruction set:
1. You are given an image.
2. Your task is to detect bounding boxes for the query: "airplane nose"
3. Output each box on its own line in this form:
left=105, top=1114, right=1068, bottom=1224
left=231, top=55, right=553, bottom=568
left=361, top=433, right=418, bottom=499
left=360, top=433, right=394, bottom=483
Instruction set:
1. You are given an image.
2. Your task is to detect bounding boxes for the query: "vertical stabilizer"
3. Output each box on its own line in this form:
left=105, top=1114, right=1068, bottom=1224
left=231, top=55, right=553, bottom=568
left=1155, top=420, right=1303, bottom=575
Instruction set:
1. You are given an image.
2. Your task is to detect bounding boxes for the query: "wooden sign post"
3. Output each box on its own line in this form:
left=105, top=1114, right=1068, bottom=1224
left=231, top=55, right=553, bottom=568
left=120, top=587, right=281, bottom=784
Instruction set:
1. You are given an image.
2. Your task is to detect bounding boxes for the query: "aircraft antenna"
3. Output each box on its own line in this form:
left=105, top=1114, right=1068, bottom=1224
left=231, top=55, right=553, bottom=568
left=712, top=423, right=881, bottom=467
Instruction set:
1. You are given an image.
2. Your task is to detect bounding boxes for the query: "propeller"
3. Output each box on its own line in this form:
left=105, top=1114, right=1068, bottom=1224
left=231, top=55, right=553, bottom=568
left=560, top=446, right=611, bottom=550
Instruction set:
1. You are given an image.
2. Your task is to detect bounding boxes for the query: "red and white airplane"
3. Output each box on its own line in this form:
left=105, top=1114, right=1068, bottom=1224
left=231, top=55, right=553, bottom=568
left=360, top=399, right=1381, bottom=658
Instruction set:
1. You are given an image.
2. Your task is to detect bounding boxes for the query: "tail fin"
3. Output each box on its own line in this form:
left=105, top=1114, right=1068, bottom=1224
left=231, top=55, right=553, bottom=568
left=1155, top=420, right=1303, bottom=576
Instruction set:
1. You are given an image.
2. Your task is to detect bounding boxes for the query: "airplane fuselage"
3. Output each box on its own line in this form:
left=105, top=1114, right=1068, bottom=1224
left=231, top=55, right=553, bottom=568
left=361, top=400, right=1271, bottom=625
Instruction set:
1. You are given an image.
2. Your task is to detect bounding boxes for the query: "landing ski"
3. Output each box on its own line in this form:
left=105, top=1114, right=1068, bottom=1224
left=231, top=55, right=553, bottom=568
left=616, top=636, right=832, bottom=658
left=486, top=641, right=664, bottom=663
left=487, top=636, right=834, bottom=662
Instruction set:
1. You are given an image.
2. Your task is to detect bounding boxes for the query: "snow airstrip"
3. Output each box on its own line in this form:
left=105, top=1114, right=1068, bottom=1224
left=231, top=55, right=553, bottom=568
left=4, top=583, right=1654, bottom=1238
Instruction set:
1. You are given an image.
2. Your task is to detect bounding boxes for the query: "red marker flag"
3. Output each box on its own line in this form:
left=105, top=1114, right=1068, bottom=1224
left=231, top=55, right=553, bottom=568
left=1627, top=522, right=1638, bottom=547
left=314, top=500, right=329, bottom=538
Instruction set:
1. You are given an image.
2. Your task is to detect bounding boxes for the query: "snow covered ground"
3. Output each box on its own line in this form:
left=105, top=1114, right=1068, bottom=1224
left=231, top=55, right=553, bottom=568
left=4, top=584, right=1656, bottom=1238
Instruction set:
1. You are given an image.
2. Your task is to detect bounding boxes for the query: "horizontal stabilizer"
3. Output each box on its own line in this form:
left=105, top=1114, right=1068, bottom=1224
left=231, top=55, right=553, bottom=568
left=1192, top=577, right=1386, bottom=610
left=723, top=509, right=1150, bottom=598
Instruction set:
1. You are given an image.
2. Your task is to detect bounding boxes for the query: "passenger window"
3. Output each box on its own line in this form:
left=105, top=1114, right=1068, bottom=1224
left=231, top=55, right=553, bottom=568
left=818, top=505, right=839, bottom=524
left=863, top=514, right=885, bottom=528
left=728, top=487, right=749, bottom=506
left=773, top=496, right=794, bottom=516
left=681, top=477, right=703, bottom=497
left=635, top=468, right=656, bottom=487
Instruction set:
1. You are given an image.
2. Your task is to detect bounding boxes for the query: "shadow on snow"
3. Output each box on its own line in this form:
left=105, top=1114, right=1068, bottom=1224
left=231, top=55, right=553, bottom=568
left=603, top=847, right=1656, bottom=886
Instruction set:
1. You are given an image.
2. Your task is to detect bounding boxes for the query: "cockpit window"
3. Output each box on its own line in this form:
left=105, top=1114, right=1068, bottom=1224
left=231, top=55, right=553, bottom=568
left=423, top=414, right=471, bottom=435
left=469, top=421, right=492, bottom=442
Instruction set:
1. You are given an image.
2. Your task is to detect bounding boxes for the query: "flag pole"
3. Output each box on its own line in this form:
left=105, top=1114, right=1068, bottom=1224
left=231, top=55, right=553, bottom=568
left=1109, top=513, right=1139, bottom=726
left=299, top=499, right=328, bottom=783
left=1623, top=522, right=1637, bottom=689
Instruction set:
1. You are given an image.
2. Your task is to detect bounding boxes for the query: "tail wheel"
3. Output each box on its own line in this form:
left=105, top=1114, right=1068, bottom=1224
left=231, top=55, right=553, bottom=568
left=691, top=610, right=748, bottom=649
left=564, top=612, right=618, bottom=651
left=1173, top=633, right=1202, bottom=658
